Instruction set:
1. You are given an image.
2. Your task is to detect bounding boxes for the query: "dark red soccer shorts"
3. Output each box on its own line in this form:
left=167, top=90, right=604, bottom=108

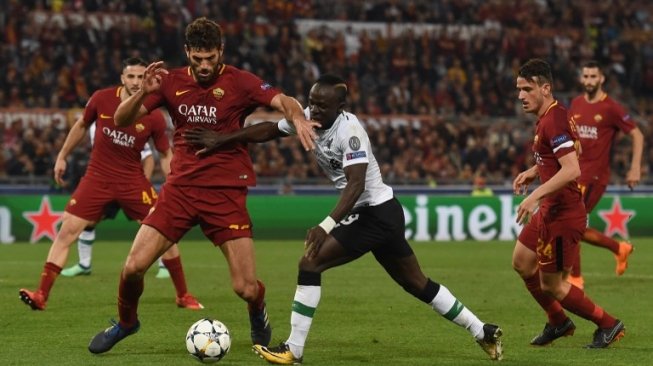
left=518, top=209, right=586, bottom=273
left=66, top=175, right=156, bottom=222
left=578, top=182, right=607, bottom=213
left=142, top=184, right=252, bottom=245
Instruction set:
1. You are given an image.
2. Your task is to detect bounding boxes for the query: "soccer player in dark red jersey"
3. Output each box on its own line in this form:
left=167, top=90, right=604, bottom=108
left=512, top=59, right=624, bottom=349
left=566, top=61, right=642, bottom=289
left=18, top=57, right=203, bottom=311
left=88, top=18, right=318, bottom=354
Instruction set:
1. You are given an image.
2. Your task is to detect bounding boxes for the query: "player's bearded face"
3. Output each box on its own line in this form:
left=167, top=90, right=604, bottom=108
left=187, top=48, right=222, bottom=84
left=581, top=67, right=602, bottom=95
left=121, top=65, right=146, bottom=96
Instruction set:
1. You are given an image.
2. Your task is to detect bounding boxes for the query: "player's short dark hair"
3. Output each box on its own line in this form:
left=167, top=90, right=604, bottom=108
left=315, top=74, right=348, bottom=103
left=122, top=57, right=147, bottom=69
left=185, top=17, right=223, bottom=51
left=518, top=58, right=553, bottom=86
left=582, top=60, right=603, bottom=74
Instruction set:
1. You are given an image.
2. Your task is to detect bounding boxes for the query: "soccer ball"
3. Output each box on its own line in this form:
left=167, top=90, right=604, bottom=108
left=186, top=318, right=231, bottom=363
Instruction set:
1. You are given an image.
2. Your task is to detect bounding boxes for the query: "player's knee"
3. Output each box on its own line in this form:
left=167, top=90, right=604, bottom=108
left=512, top=258, right=534, bottom=278
left=232, top=279, right=258, bottom=302
left=123, top=255, right=149, bottom=278
left=298, top=256, right=326, bottom=273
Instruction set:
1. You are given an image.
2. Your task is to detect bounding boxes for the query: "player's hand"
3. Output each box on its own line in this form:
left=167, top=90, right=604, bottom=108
left=53, top=158, right=67, bottom=187
left=291, top=116, right=320, bottom=151
left=626, top=166, right=641, bottom=190
left=142, top=61, right=168, bottom=94
left=513, top=169, right=537, bottom=195
left=304, top=226, right=328, bottom=260
left=183, top=127, right=229, bottom=156
left=516, top=195, right=538, bottom=225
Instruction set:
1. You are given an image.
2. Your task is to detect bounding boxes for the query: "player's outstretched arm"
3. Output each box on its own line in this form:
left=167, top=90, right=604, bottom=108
left=54, top=115, right=89, bottom=187
left=626, top=126, right=644, bottom=189
left=114, top=61, right=167, bottom=127
left=270, top=94, right=319, bottom=151
left=183, top=122, right=284, bottom=156
left=305, top=163, right=367, bottom=260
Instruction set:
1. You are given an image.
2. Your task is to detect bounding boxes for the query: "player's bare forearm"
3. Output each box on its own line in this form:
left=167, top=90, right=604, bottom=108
left=329, top=164, right=367, bottom=222
left=270, top=94, right=318, bottom=150
left=142, top=155, right=154, bottom=180
left=158, top=148, right=173, bottom=177
left=114, top=90, right=148, bottom=127
left=529, top=153, right=580, bottom=201
left=57, top=117, right=88, bottom=160
left=629, top=127, right=644, bottom=170
left=183, top=122, right=283, bottom=156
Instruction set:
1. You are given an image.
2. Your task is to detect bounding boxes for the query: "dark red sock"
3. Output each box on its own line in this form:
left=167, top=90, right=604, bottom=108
left=571, top=245, right=582, bottom=277
left=583, top=228, right=620, bottom=254
left=39, top=262, right=62, bottom=300
left=248, top=280, right=266, bottom=312
left=524, top=271, right=567, bottom=325
left=162, top=256, right=188, bottom=297
left=524, top=273, right=568, bottom=325
left=118, top=271, right=144, bottom=328
left=560, top=285, right=616, bottom=328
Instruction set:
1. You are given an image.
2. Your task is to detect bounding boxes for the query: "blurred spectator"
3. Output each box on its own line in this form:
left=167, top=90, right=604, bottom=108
left=471, top=175, right=494, bottom=197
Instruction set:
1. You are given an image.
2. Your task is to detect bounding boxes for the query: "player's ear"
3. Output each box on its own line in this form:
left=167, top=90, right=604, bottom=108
left=541, top=82, right=551, bottom=97
left=184, top=44, right=190, bottom=59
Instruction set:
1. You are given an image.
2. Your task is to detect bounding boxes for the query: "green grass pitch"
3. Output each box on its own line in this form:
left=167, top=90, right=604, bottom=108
left=1, top=239, right=651, bottom=365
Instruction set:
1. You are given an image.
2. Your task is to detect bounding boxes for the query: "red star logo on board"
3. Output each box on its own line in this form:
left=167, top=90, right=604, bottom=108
left=22, top=195, right=64, bottom=243
left=597, top=196, right=634, bottom=239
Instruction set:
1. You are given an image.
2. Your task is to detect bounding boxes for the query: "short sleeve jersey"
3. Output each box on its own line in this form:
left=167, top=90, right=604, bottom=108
left=279, top=108, right=394, bottom=207
left=142, top=65, right=280, bottom=187
left=533, top=101, right=582, bottom=213
left=568, top=94, right=636, bottom=185
left=82, top=87, right=169, bottom=180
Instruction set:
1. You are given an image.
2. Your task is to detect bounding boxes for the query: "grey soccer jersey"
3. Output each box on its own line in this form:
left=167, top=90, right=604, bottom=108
left=278, top=109, right=393, bottom=208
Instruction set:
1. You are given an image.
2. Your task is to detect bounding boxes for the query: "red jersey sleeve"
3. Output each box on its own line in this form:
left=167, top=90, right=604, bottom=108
left=607, top=99, right=636, bottom=134
left=546, top=110, right=578, bottom=160
left=239, top=70, right=280, bottom=106
left=82, top=92, right=99, bottom=126
left=143, top=90, right=166, bottom=113
left=149, top=111, right=170, bottom=153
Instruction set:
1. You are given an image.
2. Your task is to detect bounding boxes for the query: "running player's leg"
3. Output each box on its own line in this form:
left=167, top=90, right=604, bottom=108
left=538, top=219, right=624, bottom=349
left=61, top=226, right=95, bottom=277
left=20, top=176, right=106, bottom=309
left=20, top=212, right=94, bottom=310
left=513, top=212, right=572, bottom=345
left=373, top=251, right=502, bottom=360
left=254, top=235, right=359, bottom=364
left=578, top=183, right=631, bottom=276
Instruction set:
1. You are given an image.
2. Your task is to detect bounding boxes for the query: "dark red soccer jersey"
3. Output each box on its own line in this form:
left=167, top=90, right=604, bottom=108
left=532, top=101, right=583, bottom=213
left=568, top=94, right=636, bottom=185
left=142, top=64, right=280, bottom=187
left=82, top=87, right=169, bottom=180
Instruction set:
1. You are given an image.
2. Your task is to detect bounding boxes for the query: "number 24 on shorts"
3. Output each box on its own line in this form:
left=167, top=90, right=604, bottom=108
left=141, top=187, right=159, bottom=205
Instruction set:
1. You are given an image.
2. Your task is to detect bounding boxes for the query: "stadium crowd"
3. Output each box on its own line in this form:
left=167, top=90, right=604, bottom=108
left=1, top=0, right=652, bottom=187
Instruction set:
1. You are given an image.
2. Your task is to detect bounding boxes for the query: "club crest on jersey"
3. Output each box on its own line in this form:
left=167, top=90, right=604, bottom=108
left=135, top=123, right=145, bottom=132
left=349, top=136, right=361, bottom=150
left=213, top=88, right=224, bottom=100
left=594, top=114, right=603, bottom=123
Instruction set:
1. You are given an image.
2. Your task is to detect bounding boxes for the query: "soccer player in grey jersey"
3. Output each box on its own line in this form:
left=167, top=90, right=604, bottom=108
left=185, top=74, right=503, bottom=363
